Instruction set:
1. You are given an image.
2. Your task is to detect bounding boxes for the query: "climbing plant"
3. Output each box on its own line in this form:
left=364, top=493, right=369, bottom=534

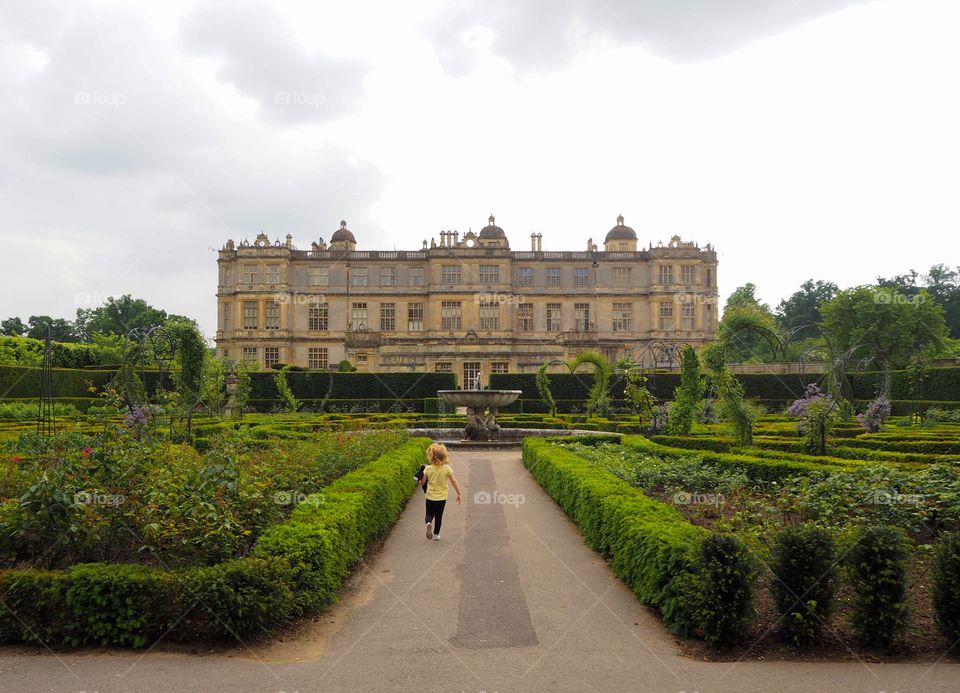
left=702, top=341, right=755, bottom=445
left=567, top=351, right=612, bottom=417
left=166, top=318, right=207, bottom=441
left=668, top=345, right=705, bottom=435
left=535, top=362, right=557, bottom=416
left=274, top=364, right=300, bottom=413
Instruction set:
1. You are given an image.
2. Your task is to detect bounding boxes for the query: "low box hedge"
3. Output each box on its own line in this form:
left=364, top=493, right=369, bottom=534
left=523, top=438, right=755, bottom=644
left=0, top=437, right=430, bottom=647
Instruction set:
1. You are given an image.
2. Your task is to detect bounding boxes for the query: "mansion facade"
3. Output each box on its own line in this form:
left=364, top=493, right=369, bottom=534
left=215, top=215, right=719, bottom=382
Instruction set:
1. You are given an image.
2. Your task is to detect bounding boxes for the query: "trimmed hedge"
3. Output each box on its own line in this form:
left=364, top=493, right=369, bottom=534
left=0, top=437, right=430, bottom=646
left=932, top=532, right=960, bottom=641
left=522, top=438, right=755, bottom=644
left=621, top=436, right=853, bottom=481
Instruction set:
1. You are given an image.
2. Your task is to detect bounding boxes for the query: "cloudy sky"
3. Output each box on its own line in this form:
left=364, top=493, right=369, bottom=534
left=2, top=0, right=958, bottom=338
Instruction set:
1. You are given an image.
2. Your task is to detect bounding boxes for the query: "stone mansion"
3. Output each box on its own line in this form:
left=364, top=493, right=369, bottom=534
left=215, top=215, right=719, bottom=381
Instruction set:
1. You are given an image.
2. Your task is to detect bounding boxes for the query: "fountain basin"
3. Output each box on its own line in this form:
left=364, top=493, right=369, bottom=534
left=436, top=390, right=521, bottom=408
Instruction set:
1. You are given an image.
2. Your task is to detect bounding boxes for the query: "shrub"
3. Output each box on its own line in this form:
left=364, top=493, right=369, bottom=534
left=846, top=525, right=911, bottom=649
left=932, top=532, right=960, bottom=641
left=858, top=395, right=892, bottom=433
left=770, top=525, right=837, bottom=647
left=668, top=346, right=704, bottom=435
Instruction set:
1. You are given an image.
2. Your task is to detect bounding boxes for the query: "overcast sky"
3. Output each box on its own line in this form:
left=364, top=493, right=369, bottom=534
left=2, top=0, right=958, bottom=338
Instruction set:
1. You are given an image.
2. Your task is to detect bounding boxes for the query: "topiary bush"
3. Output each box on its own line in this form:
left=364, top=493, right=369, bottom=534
left=770, top=525, right=837, bottom=647
left=846, top=525, right=911, bottom=649
left=932, top=532, right=960, bottom=641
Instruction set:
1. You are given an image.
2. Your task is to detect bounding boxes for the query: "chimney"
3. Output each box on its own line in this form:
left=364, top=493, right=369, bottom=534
left=531, top=233, right=536, bottom=251
left=537, top=233, right=543, bottom=252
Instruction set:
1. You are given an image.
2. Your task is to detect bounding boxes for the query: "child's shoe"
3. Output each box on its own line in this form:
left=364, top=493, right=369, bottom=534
left=425, top=521, right=433, bottom=540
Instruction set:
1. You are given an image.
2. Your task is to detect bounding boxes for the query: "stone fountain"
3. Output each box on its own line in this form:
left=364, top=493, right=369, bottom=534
left=437, top=389, right=521, bottom=441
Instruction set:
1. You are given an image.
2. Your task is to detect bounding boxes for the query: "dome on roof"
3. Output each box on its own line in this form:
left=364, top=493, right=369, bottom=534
left=331, top=220, right=356, bottom=244
left=604, top=214, right=637, bottom=243
left=478, top=214, right=506, bottom=240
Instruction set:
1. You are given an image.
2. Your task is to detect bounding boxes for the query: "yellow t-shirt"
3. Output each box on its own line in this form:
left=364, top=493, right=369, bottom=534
left=423, top=463, right=454, bottom=501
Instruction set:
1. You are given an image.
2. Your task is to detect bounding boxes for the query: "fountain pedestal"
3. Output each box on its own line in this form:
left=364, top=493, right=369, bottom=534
left=437, top=390, right=522, bottom=442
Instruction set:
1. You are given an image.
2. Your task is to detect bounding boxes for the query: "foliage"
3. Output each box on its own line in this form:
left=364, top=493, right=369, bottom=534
left=231, top=365, right=252, bottom=419
left=623, top=368, right=657, bottom=430
left=200, top=355, right=225, bottom=417
left=857, top=395, right=891, bottom=433
left=668, top=346, right=705, bottom=435
left=788, top=384, right=838, bottom=456
left=775, top=279, right=839, bottom=341
left=166, top=318, right=208, bottom=440
left=770, top=525, right=837, bottom=646
left=719, top=283, right=783, bottom=363
left=337, top=359, right=356, bottom=372
left=535, top=362, right=557, bottom=416
left=568, top=351, right=612, bottom=417
left=274, top=365, right=300, bottom=413
left=821, top=286, right=949, bottom=370
left=846, top=525, right=911, bottom=649
left=932, top=532, right=960, bottom=641
left=702, top=342, right=755, bottom=445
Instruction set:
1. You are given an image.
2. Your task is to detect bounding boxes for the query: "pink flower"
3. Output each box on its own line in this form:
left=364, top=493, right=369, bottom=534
left=11, top=455, right=21, bottom=463
left=82, top=447, right=93, bottom=457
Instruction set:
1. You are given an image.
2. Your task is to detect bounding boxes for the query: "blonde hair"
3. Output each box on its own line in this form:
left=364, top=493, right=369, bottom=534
left=426, top=443, right=449, bottom=465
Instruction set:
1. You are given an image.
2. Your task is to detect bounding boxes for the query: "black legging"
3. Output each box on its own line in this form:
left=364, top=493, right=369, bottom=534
left=425, top=499, right=446, bottom=535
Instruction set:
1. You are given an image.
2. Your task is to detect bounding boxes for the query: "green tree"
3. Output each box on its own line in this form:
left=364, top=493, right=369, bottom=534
left=923, top=264, right=960, bottom=338
left=74, top=295, right=175, bottom=340
left=702, top=341, right=755, bottom=445
left=1, top=317, right=25, bottom=336
left=623, top=368, right=656, bottom=429
left=166, top=318, right=207, bottom=441
left=274, top=365, right=300, bottom=413
left=535, top=362, right=557, bottom=416
left=26, top=316, right=77, bottom=342
left=720, top=284, right=782, bottom=363
left=775, top=279, right=838, bottom=340
left=820, top=286, right=949, bottom=369
left=668, top=345, right=704, bottom=435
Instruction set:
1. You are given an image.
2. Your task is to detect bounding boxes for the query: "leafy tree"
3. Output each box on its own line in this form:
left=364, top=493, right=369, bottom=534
left=1, top=317, right=25, bottom=336
left=623, top=368, right=657, bottom=429
left=775, top=279, right=838, bottom=340
left=668, top=345, right=704, bottom=435
left=74, top=295, right=173, bottom=340
left=26, top=316, right=77, bottom=342
left=923, top=264, right=960, bottom=338
left=820, top=286, right=949, bottom=369
left=720, top=284, right=782, bottom=363
left=535, top=362, right=557, bottom=416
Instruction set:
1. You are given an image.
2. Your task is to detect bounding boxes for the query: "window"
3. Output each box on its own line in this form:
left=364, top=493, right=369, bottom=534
left=243, top=301, right=258, bottom=329
left=352, top=267, right=368, bottom=287
left=356, top=354, right=368, bottom=364
left=308, top=302, right=328, bottom=331
left=380, top=303, right=396, bottom=331
left=491, top=361, right=509, bottom=374
left=659, top=301, right=674, bottom=330
left=380, top=267, right=396, bottom=287
left=517, top=303, right=533, bottom=331
left=308, top=347, right=328, bottom=369
left=546, top=303, right=562, bottom=331
left=658, top=265, right=674, bottom=285
left=223, top=303, right=231, bottom=332
left=266, top=265, right=280, bottom=285
left=516, top=267, right=533, bottom=287
left=409, top=267, right=425, bottom=286
left=264, top=347, right=280, bottom=368
left=441, top=265, right=462, bottom=284
left=308, top=266, right=329, bottom=287
left=545, top=268, right=561, bottom=286
left=351, top=302, right=368, bottom=330
left=681, top=265, right=696, bottom=285
left=613, top=303, right=632, bottom=332
left=242, top=265, right=258, bottom=285
left=241, top=346, right=258, bottom=364
left=705, top=304, right=714, bottom=329
left=705, top=268, right=713, bottom=288
left=434, top=362, right=452, bottom=373
left=574, top=303, right=590, bottom=331
left=463, top=362, right=481, bottom=388
left=613, top=267, right=631, bottom=287
left=479, top=302, right=499, bottom=331
left=222, top=266, right=232, bottom=286
left=574, top=267, right=590, bottom=287
left=407, top=303, right=424, bottom=331
left=441, top=301, right=462, bottom=330
left=681, top=303, right=696, bottom=330
left=264, top=301, right=280, bottom=330
left=479, top=265, right=499, bottom=284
